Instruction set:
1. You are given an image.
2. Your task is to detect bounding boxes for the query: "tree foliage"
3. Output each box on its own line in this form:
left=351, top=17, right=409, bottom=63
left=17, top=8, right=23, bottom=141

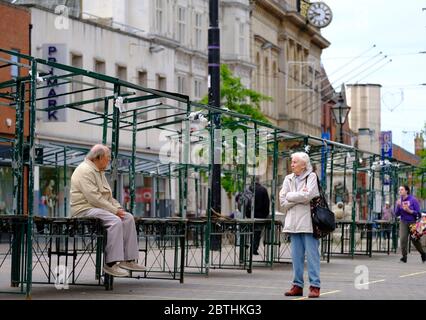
left=201, top=64, right=272, bottom=197
left=201, top=64, right=271, bottom=126
left=415, top=124, right=426, bottom=200
left=416, top=149, right=426, bottom=200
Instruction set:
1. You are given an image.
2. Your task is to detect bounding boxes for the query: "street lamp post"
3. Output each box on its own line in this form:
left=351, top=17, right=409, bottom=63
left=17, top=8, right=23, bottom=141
left=209, top=0, right=221, bottom=213
left=207, top=0, right=221, bottom=255
left=331, top=88, right=351, bottom=144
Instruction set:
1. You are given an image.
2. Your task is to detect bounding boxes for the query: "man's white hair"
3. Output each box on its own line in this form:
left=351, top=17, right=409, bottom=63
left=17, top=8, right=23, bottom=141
left=86, top=144, right=110, bottom=161
left=291, top=151, right=313, bottom=172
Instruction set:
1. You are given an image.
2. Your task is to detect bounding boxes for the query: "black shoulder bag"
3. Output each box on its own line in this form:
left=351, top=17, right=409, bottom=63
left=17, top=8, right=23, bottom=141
left=306, top=174, right=336, bottom=239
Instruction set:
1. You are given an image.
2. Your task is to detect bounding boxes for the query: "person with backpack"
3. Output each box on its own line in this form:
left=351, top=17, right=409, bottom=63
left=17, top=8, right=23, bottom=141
left=279, top=152, right=321, bottom=298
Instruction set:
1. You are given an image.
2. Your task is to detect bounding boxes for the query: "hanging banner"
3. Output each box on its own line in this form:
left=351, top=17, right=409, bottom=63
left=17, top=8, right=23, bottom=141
left=380, top=131, right=392, bottom=159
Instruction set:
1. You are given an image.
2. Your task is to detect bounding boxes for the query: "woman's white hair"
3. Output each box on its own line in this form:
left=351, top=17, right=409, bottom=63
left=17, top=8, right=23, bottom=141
left=291, top=151, right=313, bottom=172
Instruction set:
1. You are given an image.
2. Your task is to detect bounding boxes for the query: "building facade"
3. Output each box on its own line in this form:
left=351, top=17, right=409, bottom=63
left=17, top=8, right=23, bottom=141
left=2, top=0, right=336, bottom=217
left=0, top=1, right=30, bottom=139
left=414, top=133, right=424, bottom=157
left=251, top=0, right=330, bottom=136
left=23, top=0, right=247, bottom=217
left=346, top=84, right=382, bottom=154
left=81, top=0, right=253, bottom=96
left=30, top=5, right=174, bottom=151
left=26, top=5, right=180, bottom=217
left=0, top=0, right=31, bottom=215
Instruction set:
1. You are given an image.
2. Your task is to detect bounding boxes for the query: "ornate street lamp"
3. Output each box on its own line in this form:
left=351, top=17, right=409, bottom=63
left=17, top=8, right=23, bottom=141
left=331, top=86, right=351, bottom=143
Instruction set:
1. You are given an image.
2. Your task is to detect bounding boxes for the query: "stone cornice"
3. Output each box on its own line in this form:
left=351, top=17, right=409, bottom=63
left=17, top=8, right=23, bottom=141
left=221, top=0, right=251, bottom=10
left=253, top=34, right=281, bottom=53
left=222, top=58, right=256, bottom=70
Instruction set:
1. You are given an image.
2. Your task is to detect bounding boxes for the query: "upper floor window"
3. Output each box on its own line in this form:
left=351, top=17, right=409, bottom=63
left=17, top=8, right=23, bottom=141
left=10, top=49, right=20, bottom=79
left=177, top=75, right=186, bottom=94
left=157, top=74, right=167, bottom=118
left=71, top=53, right=83, bottom=102
left=239, top=23, right=245, bottom=56
left=137, top=71, right=148, bottom=120
left=116, top=65, right=127, bottom=93
left=93, top=59, right=106, bottom=111
left=194, top=79, right=203, bottom=100
left=195, top=13, right=202, bottom=50
left=156, top=0, right=164, bottom=34
left=177, top=7, right=186, bottom=44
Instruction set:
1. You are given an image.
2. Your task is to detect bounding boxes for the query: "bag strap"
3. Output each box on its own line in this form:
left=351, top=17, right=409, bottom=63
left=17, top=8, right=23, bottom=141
left=305, top=173, right=329, bottom=209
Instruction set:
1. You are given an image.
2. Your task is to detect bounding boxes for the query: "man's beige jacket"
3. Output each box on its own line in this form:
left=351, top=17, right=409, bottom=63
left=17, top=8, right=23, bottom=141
left=70, top=159, right=122, bottom=216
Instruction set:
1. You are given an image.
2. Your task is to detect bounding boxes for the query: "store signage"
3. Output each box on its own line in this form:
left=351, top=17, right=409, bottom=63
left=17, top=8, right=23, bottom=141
left=42, top=44, right=67, bottom=122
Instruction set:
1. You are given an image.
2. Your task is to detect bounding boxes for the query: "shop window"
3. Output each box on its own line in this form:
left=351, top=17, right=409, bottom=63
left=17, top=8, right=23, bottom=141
left=0, top=166, right=13, bottom=215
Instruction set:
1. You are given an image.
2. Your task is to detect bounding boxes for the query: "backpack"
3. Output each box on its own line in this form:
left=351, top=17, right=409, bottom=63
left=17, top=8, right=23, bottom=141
left=306, top=174, right=336, bottom=238
left=236, top=188, right=254, bottom=218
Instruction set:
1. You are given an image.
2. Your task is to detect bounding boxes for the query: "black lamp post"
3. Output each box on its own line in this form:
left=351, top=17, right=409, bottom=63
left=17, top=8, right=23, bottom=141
left=331, top=89, right=351, bottom=143
left=209, top=0, right=221, bottom=213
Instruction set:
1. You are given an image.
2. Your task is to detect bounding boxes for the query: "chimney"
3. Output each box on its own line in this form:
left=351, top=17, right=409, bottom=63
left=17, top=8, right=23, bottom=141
left=414, top=133, right=424, bottom=156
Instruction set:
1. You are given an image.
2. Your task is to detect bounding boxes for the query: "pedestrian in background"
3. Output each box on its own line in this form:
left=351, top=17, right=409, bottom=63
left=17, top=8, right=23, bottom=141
left=236, top=177, right=270, bottom=255
left=395, top=185, right=426, bottom=263
left=381, top=201, right=393, bottom=241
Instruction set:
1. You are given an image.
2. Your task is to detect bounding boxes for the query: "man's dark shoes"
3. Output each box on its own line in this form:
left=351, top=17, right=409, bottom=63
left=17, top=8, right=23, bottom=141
left=400, top=256, right=407, bottom=263
left=284, top=285, right=303, bottom=296
left=421, top=252, right=426, bottom=263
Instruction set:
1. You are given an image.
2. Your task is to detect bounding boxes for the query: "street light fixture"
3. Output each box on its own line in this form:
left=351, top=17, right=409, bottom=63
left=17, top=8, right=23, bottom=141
left=331, top=86, right=351, bottom=143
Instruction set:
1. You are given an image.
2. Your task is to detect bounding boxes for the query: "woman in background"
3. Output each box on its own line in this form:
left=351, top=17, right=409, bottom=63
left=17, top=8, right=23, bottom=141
left=395, top=185, right=425, bottom=263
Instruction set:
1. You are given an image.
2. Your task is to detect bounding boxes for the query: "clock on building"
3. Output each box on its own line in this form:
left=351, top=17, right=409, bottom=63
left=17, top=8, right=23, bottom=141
left=307, top=2, right=332, bottom=28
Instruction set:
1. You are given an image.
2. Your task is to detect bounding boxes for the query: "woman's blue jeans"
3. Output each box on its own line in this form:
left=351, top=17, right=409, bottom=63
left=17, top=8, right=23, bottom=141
left=290, top=233, right=321, bottom=288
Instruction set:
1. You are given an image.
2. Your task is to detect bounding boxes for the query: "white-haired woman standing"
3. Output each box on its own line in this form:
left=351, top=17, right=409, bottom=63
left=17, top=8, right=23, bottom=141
left=279, top=152, right=321, bottom=298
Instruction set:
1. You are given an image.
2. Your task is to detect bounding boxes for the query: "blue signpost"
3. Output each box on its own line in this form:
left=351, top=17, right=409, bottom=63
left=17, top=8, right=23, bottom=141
left=380, top=131, right=393, bottom=159
left=321, top=132, right=330, bottom=187
left=380, top=131, right=393, bottom=186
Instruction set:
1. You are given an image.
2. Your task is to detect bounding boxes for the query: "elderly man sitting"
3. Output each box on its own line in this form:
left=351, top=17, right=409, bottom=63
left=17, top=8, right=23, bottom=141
left=70, top=144, right=145, bottom=277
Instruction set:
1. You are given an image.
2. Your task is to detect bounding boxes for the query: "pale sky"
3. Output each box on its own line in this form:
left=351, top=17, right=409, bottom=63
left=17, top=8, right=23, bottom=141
left=320, top=0, right=426, bottom=154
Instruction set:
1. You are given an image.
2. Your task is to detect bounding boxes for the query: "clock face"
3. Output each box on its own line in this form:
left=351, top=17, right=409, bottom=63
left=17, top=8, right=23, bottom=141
left=307, top=2, right=332, bottom=28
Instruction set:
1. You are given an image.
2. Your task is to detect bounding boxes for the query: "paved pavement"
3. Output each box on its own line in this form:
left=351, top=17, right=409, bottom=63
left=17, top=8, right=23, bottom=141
left=1, top=251, right=426, bottom=301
